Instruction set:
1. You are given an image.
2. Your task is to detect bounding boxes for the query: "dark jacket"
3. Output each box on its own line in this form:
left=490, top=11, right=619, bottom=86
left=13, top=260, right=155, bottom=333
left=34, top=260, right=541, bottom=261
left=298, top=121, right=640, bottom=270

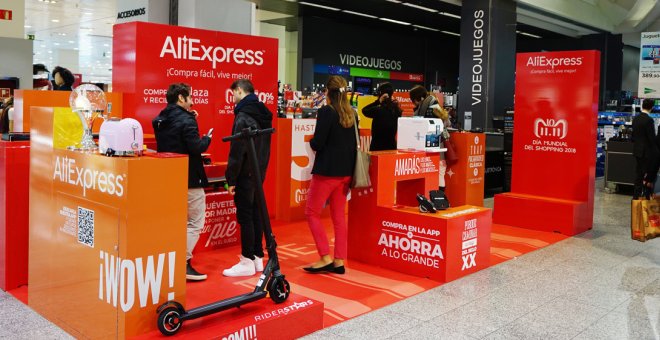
left=310, top=105, right=357, bottom=177
left=152, top=104, right=211, bottom=188
left=362, top=99, right=401, bottom=151
left=226, top=93, right=274, bottom=187
left=632, top=112, right=658, bottom=159
left=55, top=85, right=73, bottom=91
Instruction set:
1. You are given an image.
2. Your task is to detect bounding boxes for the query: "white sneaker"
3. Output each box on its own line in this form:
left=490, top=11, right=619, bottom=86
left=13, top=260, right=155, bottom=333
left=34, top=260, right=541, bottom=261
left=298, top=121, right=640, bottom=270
left=222, top=255, right=256, bottom=277
left=254, top=256, right=264, bottom=272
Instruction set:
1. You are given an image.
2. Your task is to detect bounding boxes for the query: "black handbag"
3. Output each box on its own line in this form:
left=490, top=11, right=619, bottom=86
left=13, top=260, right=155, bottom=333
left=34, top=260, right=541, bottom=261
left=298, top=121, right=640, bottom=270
left=416, top=193, right=437, bottom=213
left=429, top=190, right=450, bottom=210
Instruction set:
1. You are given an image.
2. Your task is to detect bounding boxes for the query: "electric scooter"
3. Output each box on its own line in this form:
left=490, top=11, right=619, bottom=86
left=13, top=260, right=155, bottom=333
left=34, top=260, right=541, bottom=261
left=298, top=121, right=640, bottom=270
left=156, top=127, right=290, bottom=336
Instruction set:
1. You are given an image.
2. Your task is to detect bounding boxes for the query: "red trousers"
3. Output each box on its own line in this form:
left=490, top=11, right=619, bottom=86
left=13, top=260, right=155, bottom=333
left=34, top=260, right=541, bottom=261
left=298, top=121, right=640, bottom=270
left=305, top=174, right=351, bottom=259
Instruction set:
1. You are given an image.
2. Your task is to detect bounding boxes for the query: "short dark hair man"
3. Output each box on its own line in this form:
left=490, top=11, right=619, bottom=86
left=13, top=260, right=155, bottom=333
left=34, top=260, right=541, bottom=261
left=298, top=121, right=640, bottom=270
left=153, top=83, right=212, bottom=280
left=223, top=79, right=273, bottom=277
left=632, top=98, right=659, bottom=199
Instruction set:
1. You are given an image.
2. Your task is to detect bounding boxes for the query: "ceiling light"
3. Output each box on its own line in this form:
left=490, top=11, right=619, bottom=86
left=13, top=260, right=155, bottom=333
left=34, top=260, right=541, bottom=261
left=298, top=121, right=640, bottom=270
left=54, top=43, right=60, bottom=45
left=379, top=17, right=411, bottom=25
left=74, top=48, right=79, bottom=50
left=68, top=40, right=74, bottom=43
left=83, top=12, right=92, bottom=15
left=386, top=0, right=402, bottom=3
left=413, top=24, right=439, bottom=32
left=402, top=2, right=437, bottom=12
left=24, top=25, right=32, bottom=28
left=441, top=30, right=460, bottom=36
left=516, top=31, right=541, bottom=38
left=48, top=51, right=53, bottom=53
left=343, top=10, right=377, bottom=19
left=51, top=19, right=59, bottom=22
left=103, top=43, right=109, bottom=47
left=440, top=12, right=461, bottom=19
left=40, top=44, right=45, bottom=47
left=298, top=2, right=340, bottom=11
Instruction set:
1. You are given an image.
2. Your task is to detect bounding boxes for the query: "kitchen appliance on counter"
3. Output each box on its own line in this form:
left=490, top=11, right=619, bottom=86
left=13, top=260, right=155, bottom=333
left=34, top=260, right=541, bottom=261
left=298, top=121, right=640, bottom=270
left=98, top=118, right=144, bottom=156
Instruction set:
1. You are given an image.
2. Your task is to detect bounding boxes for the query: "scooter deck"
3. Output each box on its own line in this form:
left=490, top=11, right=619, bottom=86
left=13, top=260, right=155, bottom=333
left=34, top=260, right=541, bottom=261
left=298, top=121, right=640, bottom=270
left=181, top=291, right=268, bottom=322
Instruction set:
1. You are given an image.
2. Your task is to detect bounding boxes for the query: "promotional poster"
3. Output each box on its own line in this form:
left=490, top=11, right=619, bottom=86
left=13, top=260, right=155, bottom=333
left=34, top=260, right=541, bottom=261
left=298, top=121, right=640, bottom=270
left=494, top=50, right=599, bottom=235
left=113, top=21, right=278, bottom=161
left=511, top=51, right=599, bottom=203
left=639, top=31, right=660, bottom=97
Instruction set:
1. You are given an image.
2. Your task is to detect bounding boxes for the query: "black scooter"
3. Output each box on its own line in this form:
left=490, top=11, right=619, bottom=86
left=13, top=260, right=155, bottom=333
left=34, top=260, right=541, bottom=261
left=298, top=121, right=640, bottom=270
left=156, top=127, right=290, bottom=336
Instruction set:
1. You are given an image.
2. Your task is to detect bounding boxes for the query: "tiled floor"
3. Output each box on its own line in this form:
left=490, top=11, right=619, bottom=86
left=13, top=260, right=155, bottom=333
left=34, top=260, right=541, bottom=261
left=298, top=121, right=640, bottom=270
left=1, top=181, right=659, bottom=339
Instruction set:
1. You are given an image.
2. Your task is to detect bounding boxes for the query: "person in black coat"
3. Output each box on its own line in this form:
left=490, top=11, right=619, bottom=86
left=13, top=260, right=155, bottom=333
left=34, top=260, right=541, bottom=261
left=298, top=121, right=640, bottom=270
left=362, top=82, right=402, bottom=151
left=223, top=79, right=274, bottom=277
left=632, top=98, right=659, bottom=198
left=153, top=83, right=212, bottom=280
left=303, top=75, right=357, bottom=275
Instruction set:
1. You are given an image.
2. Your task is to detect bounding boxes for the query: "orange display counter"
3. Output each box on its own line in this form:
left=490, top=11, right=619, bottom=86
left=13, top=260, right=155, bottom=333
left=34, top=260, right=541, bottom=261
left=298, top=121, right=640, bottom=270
left=0, top=140, right=30, bottom=291
left=348, top=151, right=491, bottom=282
left=12, top=89, right=123, bottom=132
left=28, top=107, right=188, bottom=338
left=445, top=132, right=486, bottom=207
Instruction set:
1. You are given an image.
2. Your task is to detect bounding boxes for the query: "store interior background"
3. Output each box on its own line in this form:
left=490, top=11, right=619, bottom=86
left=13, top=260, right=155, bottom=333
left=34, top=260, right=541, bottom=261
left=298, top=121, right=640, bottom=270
left=1, top=0, right=659, bottom=194
left=1, top=0, right=653, bottom=98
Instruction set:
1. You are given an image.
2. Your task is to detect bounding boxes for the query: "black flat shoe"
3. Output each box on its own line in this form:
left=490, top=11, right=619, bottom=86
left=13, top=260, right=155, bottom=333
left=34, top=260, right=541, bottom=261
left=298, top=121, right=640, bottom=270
left=333, top=265, right=345, bottom=274
left=303, top=263, right=334, bottom=273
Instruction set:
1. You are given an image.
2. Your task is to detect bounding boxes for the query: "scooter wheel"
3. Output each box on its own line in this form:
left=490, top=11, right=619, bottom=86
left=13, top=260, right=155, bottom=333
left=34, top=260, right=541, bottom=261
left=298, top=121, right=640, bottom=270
left=268, top=278, right=291, bottom=304
left=157, top=306, right=183, bottom=336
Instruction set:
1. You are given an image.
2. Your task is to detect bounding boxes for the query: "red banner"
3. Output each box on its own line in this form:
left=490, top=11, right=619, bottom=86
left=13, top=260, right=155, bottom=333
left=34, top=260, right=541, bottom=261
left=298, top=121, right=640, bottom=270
left=112, top=22, right=278, bottom=161
left=390, top=72, right=423, bottom=82
left=0, top=9, right=12, bottom=21
left=392, top=92, right=415, bottom=117
left=494, top=50, right=600, bottom=235
left=511, top=51, right=599, bottom=201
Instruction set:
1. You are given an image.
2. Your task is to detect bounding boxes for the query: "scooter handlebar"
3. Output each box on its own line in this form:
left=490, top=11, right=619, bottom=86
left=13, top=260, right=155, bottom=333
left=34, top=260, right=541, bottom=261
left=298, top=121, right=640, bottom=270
left=222, top=127, right=275, bottom=142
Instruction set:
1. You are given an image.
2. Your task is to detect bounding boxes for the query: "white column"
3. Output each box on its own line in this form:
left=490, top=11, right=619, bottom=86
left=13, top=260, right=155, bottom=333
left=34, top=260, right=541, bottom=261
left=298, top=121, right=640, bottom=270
left=0, top=0, right=24, bottom=39
left=55, top=49, right=79, bottom=73
left=285, top=31, right=298, bottom=87
left=178, top=0, right=255, bottom=35
left=116, top=0, right=169, bottom=24
left=259, top=22, right=286, bottom=83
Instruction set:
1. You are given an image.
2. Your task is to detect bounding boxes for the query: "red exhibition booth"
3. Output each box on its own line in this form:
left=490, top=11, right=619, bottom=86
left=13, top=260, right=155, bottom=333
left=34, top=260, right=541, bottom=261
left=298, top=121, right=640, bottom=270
left=0, top=16, right=603, bottom=339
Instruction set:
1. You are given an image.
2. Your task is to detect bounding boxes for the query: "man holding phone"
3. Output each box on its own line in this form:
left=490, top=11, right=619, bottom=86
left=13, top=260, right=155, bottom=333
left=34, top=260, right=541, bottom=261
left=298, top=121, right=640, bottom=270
left=223, top=79, right=274, bottom=277
left=153, top=83, right=212, bottom=281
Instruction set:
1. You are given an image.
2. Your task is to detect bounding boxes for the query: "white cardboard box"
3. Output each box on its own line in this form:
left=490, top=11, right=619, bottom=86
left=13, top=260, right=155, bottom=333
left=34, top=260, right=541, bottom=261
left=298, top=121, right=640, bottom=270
left=397, top=117, right=445, bottom=153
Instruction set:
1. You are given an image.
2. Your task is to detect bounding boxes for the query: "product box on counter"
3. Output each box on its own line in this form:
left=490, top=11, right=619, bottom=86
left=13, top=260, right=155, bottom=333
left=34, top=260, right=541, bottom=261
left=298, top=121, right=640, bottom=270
left=397, top=117, right=444, bottom=153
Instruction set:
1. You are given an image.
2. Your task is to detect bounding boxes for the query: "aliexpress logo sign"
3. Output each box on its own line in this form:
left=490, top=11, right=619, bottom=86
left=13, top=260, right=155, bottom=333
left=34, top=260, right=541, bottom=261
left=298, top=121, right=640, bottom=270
left=160, top=35, right=265, bottom=69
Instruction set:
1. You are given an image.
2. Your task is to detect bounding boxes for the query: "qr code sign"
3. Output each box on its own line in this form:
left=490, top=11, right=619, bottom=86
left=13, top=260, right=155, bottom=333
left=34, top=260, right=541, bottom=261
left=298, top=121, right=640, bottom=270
left=77, top=207, right=95, bottom=248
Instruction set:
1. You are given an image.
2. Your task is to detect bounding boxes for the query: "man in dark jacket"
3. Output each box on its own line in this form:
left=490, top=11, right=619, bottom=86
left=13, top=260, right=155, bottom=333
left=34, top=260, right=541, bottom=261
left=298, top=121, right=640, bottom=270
left=632, top=98, right=658, bottom=199
left=223, top=79, right=273, bottom=277
left=153, top=83, right=212, bottom=280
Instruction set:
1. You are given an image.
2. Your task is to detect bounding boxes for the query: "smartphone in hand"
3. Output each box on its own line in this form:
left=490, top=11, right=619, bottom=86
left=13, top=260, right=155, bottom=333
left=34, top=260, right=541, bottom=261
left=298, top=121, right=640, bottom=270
left=207, top=128, right=214, bottom=138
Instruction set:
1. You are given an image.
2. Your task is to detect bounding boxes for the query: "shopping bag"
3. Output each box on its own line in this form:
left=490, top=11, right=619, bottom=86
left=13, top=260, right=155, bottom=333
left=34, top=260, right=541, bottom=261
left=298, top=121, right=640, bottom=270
left=641, top=198, right=660, bottom=241
left=444, top=137, right=458, bottom=165
left=631, top=198, right=646, bottom=241
left=351, top=123, right=371, bottom=189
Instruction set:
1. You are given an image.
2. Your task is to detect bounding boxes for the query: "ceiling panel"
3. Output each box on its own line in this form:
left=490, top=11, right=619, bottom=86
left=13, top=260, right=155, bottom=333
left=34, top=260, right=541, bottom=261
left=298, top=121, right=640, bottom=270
left=21, top=0, right=574, bottom=85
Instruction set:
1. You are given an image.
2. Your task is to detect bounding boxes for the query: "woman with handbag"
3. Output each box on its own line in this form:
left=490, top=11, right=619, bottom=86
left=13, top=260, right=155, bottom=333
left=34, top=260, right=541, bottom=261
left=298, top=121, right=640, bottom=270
left=303, top=75, right=357, bottom=275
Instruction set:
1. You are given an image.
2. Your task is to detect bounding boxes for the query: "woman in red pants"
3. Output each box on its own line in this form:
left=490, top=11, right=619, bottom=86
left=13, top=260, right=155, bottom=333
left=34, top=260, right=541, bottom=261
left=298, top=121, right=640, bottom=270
left=303, top=75, right=357, bottom=275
